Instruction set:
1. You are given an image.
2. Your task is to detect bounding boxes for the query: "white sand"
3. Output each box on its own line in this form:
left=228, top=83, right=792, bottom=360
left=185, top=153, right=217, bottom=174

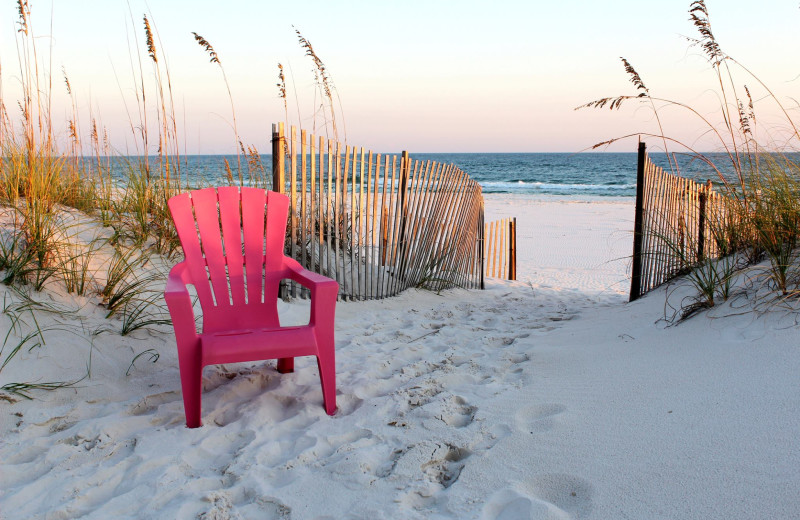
left=483, top=194, right=634, bottom=297
left=1, top=194, right=799, bottom=519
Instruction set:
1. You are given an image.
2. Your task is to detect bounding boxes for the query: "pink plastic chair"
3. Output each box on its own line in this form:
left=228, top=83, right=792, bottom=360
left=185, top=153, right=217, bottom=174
left=164, top=187, right=338, bottom=428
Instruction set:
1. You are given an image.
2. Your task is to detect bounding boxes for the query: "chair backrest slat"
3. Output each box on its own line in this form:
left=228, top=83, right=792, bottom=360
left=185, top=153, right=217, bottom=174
left=266, top=191, right=289, bottom=272
left=217, top=186, right=247, bottom=306
left=192, top=187, right=230, bottom=307
left=168, top=192, right=216, bottom=308
left=263, top=191, right=289, bottom=305
left=241, top=188, right=268, bottom=305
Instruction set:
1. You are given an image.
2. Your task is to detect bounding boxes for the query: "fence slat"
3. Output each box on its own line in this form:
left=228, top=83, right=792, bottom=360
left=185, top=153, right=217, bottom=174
left=377, top=155, right=391, bottom=298
left=289, top=125, right=298, bottom=297
left=359, top=149, right=367, bottom=300
left=348, top=146, right=356, bottom=299
left=341, top=144, right=348, bottom=299
left=365, top=151, right=374, bottom=301
left=385, top=156, right=400, bottom=295
left=300, top=129, right=308, bottom=297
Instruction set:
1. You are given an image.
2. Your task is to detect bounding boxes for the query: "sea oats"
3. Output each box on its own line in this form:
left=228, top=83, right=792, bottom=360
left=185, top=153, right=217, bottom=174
left=143, top=15, right=157, bottom=63
left=191, top=32, right=219, bottom=64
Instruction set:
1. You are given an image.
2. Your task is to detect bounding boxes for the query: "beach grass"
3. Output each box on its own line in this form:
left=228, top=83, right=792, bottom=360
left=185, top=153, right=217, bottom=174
left=0, top=2, right=188, bottom=397
left=0, top=2, right=356, bottom=399
left=582, top=0, right=800, bottom=316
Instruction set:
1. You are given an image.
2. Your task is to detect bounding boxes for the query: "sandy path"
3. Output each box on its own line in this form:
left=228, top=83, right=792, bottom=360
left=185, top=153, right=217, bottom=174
left=484, top=194, right=634, bottom=296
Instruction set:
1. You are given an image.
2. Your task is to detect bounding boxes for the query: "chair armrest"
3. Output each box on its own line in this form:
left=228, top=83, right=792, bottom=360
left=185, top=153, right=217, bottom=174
left=282, top=257, right=339, bottom=294
left=164, top=262, right=199, bottom=340
left=282, top=258, right=338, bottom=328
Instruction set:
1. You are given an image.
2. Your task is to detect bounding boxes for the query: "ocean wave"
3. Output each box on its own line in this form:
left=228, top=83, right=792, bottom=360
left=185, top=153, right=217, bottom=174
left=479, top=180, right=636, bottom=193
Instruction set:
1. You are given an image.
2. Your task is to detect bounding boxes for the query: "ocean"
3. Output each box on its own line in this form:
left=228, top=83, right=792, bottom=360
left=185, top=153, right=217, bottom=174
left=121, top=152, right=729, bottom=199
left=414, top=153, right=637, bottom=197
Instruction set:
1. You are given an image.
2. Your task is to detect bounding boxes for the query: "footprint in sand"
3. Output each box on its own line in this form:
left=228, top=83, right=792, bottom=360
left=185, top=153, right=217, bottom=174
left=483, top=475, right=593, bottom=520
left=392, top=441, right=471, bottom=489
left=375, top=447, right=404, bottom=478
left=394, top=379, right=445, bottom=412
left=126, top=391, right=180, bottom=417
left=181, top=429, right=256, bottom=473
left=481, top=489, right=572, bottom=520
left=200, top=490, right=292, bottom=520
left=61, top=432, right=102, bottom=450
left=486, top=336, right=518, bottom=347
left=240, top=496, right=292, bottom=520
left=506, top=352, right=530, bottom=365
left=439, top=395, right=478, bottom=428
left=392, top=441, right=472, bottom=511
left=489, top=352, right=531, bottom=385
left=4, top=443, right=43, bottom=465
left=332, top=393, right=364, bottom=417
left=524, top=474, right=594, bottom=518
left=421, top=443, right=470, bottom=488
left=482, top=489, right=570, bottom=520
left=515, top=404, right=566, bottom=433
left=416, top=395, right=477, bottom=428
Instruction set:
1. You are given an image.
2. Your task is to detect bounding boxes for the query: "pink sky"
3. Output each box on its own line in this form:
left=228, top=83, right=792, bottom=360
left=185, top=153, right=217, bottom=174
left=2, top=0, right=799, bottom=154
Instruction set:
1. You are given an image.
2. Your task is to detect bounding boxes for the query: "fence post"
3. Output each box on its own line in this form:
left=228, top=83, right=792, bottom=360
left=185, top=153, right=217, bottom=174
left=479, top=201, right=485, bottom=289
left=629, top=141, right=646, bottom=302
left=508, top=217, right=517, bottom=281
left=271, top=122, right=285, bottom=194
left=397, top=151, right=411, bottom=266
left=271, top=123, right=287, bottom=299
left=678, top=188, right=686, bottom=261
left=697, top=179, right=709, bottom=262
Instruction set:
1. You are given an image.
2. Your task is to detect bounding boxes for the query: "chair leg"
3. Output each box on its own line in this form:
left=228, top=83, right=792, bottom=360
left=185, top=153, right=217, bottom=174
left=177, top=347, right=203, bottom=428
left=277, top=357, right=294, bottom=373
left=316, top=342, right=336, bottom=415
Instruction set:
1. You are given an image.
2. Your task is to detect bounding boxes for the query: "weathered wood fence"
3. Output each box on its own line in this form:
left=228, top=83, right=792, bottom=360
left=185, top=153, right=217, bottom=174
left=630, top=142, right=735, bottom=301
left=271, top=123, right=485, bottom=300
left=484, top=218, right=517, bottom=280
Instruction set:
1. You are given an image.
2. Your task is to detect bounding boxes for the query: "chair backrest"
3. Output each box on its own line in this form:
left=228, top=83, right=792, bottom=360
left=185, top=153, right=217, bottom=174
left=168, top=187, right=289, bottom=333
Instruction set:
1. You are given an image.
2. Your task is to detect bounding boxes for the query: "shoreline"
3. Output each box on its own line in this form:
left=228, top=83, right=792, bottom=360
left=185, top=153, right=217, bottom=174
left=483, top=192, right=634, bottom=204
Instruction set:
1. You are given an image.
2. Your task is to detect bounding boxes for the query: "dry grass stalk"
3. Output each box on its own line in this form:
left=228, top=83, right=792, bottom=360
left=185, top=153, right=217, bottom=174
left=191, top=31, right=241, bottom=179
left=294, top=28, right=345, bottom=142
left=277, top=63, right=288, bottom=124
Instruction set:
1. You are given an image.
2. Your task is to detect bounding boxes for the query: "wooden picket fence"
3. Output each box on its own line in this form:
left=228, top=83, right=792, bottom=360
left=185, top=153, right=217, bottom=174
left=484, top=218, right=517, bottom=280
left=629, top=142, right=736, bottom=301
left=271, top=123, right=486, bottom=300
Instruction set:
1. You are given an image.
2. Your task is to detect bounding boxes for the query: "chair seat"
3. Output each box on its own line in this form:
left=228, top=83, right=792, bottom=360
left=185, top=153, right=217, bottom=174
left=200, top=325, right=318, bottom=366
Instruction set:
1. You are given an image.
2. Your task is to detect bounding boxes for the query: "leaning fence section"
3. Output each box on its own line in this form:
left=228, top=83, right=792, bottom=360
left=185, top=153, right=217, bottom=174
left=630, top=142, right=735, bottom=301
left=271, top=123, right=485, bottom=300
left=484, top=217, right=517, bottom=281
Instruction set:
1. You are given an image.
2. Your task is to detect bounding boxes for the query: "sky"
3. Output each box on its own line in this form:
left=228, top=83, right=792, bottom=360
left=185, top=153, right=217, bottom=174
left=2, top=0, right=799, bottom=154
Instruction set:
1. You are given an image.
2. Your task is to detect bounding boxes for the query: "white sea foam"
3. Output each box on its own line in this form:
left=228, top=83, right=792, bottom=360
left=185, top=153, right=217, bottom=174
left=480, top=180, right=635, bottom=194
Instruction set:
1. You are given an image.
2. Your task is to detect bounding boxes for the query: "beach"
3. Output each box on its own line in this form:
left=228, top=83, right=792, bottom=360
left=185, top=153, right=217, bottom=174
left=4, top=0, right=800, bottom=516
left=1, top=194, right=799, bottom=519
